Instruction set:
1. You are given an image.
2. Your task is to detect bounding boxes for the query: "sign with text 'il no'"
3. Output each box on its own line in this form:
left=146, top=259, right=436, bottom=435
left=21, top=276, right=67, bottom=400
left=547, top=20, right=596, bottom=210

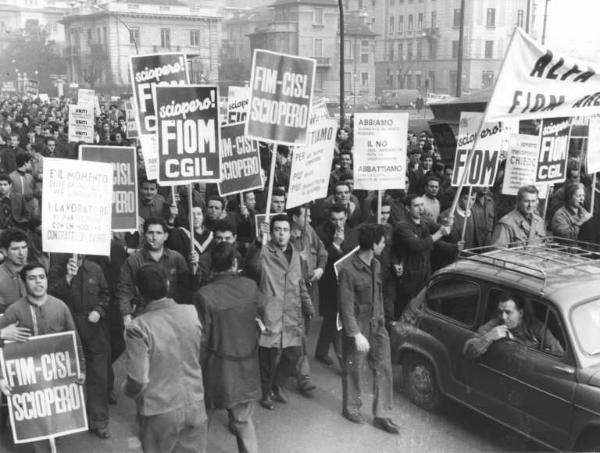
left=155, top=85, right=221, bottom=185
left=245, top=49, right=315, bottom=146
left=0, top=332, right=87, bottom=444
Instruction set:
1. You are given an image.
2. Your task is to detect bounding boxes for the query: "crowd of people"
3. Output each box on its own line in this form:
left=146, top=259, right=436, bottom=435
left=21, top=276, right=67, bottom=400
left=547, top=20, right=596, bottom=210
left=0, top=93, right=599, bottom=452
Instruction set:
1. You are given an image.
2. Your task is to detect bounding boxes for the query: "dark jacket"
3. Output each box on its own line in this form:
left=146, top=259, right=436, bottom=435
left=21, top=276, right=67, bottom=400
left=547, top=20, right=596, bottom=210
left=195, top=273, right=261, bottom=408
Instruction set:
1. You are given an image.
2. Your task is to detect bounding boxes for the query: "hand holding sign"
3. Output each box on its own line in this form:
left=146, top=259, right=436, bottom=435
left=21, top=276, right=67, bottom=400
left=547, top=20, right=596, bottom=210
left=0, top=379, right=12, bottom=396
left=1, top=322, right=31, bottom=342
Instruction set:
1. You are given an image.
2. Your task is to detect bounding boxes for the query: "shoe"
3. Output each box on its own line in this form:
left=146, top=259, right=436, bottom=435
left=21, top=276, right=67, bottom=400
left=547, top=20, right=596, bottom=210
left=108, top=391, right=117, bottom=405
left=342, top=410, right=366, bottom=424
left=90, top=427, right=111, bottom=439
left=373, top=417, right=400, bottom=434
left=259, top=394, right=274, bottom=410
left=272, top=386, right=288, bottom=404
left=297, top=377, right=316, bottom=396
left=315, top=355, right=334, bottom=366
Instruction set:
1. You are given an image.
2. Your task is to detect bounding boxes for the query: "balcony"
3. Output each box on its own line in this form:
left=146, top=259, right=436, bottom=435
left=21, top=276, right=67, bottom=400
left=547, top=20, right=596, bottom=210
left=314, top=57, right=331, bottom=67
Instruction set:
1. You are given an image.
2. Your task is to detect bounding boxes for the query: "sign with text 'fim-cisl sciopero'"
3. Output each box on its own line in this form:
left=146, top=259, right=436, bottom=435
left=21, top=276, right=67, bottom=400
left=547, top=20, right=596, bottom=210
left=245, top=49, right=315, bottom=146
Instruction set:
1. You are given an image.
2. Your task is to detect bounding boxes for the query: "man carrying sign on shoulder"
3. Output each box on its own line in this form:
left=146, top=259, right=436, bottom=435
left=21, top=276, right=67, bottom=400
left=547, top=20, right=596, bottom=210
left=0, top=262, right=85, bottom=453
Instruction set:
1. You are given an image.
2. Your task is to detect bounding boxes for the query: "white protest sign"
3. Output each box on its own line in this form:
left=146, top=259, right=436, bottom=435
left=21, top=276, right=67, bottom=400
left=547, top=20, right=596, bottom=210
left=587, top=116, right=600, bottom=173
left=39, top=93, right=49, bottom=103
left=42, top=158, right=113, bottom=256
left=451, top=112, right=503, bottom=187
left=94, top=95, right=101, bottom=117
left=353, top=112, right=408, bottom=190
left=286, top=113, right=337, bottom=209
left=485, top=27, right=600, bottom=121
left=77, top=88, right=95, bottom=108
left=139, top=134, right=159, bottom=180
left=68, top=104, right=94, bottom=143
left=227, top=86, right=250, bottom=124
left=502, top=134, right=546, bottom=196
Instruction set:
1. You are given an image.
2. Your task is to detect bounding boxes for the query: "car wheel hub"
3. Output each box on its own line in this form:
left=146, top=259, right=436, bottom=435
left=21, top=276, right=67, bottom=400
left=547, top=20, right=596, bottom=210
left=412, top=365, right=433, bottom=394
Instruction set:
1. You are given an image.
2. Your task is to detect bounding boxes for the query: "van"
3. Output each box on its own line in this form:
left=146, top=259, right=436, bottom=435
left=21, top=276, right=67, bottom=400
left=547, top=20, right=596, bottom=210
left=380, top=89, right=420, bottom=109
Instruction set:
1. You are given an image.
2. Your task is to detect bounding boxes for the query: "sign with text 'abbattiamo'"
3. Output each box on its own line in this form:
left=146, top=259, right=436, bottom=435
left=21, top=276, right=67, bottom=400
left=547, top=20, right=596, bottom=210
left=42, top=158, right=113, bottom=256
left=155, top=85, right=221, bottom=185
left=353, top=112, right=408, bottom=191
left=246, top=49, right=315, bottom=146
left=485, top=27, right=600, bottom=121
left=79, top=145, right=139, bottom=232
left=535, top=117, right=571, bottom=184
left=217, top=122, right=262, bottom=197
left=451, top=112, right=503, bottom=187
left=0, top=332, right=87, bottom=444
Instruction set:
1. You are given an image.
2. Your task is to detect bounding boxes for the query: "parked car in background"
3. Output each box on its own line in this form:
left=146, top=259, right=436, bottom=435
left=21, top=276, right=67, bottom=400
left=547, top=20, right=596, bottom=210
left=379, top=89, right=420, bottom=109
left=391, top=238, right=600, bottom=452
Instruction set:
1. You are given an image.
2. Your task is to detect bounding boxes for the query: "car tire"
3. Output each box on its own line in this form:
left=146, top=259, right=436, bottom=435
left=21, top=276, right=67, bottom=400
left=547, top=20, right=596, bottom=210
left=402, top=354, right=441, bottom=411
left=577, top=432, right=600, bottom=452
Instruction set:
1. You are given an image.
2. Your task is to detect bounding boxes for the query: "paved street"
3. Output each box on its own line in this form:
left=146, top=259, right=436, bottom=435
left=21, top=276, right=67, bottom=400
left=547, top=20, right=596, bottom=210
left=0, top=318, right=542, bottom=453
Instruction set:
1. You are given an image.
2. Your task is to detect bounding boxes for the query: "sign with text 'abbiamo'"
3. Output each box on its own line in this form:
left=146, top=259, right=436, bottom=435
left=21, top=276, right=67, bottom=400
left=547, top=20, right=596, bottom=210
left=246, top=49, right=315, bottom=146
left=155, top=85, right=221, bottom=185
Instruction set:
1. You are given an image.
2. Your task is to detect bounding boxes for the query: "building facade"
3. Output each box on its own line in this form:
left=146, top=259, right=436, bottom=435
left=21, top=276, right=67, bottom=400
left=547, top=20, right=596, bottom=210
left=0, top=0, right=70, bottom=45
left=62, top=0, right=222, bottom=91
left=344, top=0, right=540, bottom=96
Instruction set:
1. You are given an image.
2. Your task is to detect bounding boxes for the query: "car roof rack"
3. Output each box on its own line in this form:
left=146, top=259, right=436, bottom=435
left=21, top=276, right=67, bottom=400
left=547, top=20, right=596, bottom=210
left=457, top=237, right=600, bottom=295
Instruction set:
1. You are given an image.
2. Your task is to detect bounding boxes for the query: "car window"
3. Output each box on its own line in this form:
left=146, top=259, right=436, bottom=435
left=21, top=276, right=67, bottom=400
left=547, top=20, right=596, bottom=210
left=571, top=300, right=600, bottom=355
left=426, top=278, right=479, bottom=327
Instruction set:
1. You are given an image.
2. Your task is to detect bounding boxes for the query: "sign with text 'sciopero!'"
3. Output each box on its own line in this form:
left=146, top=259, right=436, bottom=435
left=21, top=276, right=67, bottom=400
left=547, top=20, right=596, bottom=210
left=535, top=117, right=571, bottom=184
left=42, top=158, right=113, bottom=256
left=217, top=122, right=262, bottom=197
left=246, top=49, right=315, bottom=146
left=0, top=332, right=87, bottom=444
left=353, top=112, right=408, bottom=190
left=79, top=145, right=139, bottom=231
left=155, top=85, right=221, bottom=185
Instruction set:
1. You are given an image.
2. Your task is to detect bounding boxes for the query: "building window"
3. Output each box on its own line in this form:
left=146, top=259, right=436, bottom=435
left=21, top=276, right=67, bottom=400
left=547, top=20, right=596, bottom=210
left=389, top=16, right=394, bottom=34
left=389, top=46, right=394, bottom=60
left=418, top=13, right=423, bottom=31
left=399, top=15, right=404, bottom=34
left=87, top=28, right=92, bottom=42
left=361, top=72, right=369, bottom=87
left=517, top=9, right=524, bottom=27
left=486, top=8, right=496, bottom=27
left=160, top=28, right=171, bottom=49
left=453, top=8, right=461, bottom=27
left=482, top=71, right=494, bottom=88
left=358, top=0, right=363, bottom=7
left=344, top=72, right=352, bottom=91
left=130, top=27, right=140, bottom=45
left=408, top=14, right=413, bottom=32
left=451, top=40, right=459, bottom=58
left=103, top=27, right=107, bottom=46
left=390, top=0, right=394, bottom=6
left=313, top=38, right=323, bottom=57
left=361, top=40, right=369, bottom=63
left=314, top=7, right=324, bottom=25
left=407, top=42, right=413, bottom=60
left=315, top=71, right=324, bottom=90
left=416, top=40, right=422, bottom=59
left=345, top=40, right=352, bottom=58
left=398, top=42, right=403, bottom=60
left=97, top=28, right=101, bottom=43
left=485, top=40, right=494, bottom=58
left=429, top=40, right=437, bottom=59
left=190, top=30, right=200, bottom=46
left=431, top=11, right=436, bottom=28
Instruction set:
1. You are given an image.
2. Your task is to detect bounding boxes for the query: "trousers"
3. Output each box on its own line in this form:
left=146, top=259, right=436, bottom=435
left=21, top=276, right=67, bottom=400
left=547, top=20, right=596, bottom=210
left=315, top=314, right=341, bottom=360
left=258, top=346, right=302, bottom=395
left=226, top=401, right=257, bottom=453
left=341, top=324, right=393, bottom=418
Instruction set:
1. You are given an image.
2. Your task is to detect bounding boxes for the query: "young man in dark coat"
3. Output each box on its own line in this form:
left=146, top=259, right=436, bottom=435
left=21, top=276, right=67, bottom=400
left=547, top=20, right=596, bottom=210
left=195, top=242, right=261, bottom=453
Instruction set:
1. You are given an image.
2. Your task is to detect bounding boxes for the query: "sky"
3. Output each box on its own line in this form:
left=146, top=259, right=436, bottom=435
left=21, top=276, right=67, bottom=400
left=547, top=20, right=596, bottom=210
left=544, top=0, right=600, bottom=62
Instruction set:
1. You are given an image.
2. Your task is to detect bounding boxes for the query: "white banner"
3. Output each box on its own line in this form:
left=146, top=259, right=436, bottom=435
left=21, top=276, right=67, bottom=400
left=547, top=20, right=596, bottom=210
left=353, top=112, right=408, bottom=190
left=227, top=86, right=250, bottom=124
left=42, top=158, right=113, bottom=256
left=587, top=116, right=600, bottom=173
left=485, top=27, right=600, bottom=121
left=502, top=133, right=551, bottom=197
left=451, top=112, right=503, bottom=187
left=68, top=104, right=94, bottom=143
left=286, top=114, right=337, bottom=209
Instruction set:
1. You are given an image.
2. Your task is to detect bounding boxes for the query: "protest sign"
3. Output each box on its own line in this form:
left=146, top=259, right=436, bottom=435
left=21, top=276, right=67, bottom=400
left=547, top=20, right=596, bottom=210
left=1, top=81, right=17, bottom=95
left=39, top=93, right=49, bottom=103
left=353, top=112, right=408, bottom=190
left=79, top=145, right=138, bottom=231
left=67, top=104, right=94, bottom=143
left=77, top=88, right=95, bottom=108
left=502, top=134, right=548, bottom=196
left=451, top=112, right=503, bottom=187
left=587, top=116, right=600, bottom=173
left=217, top=122, right=262, bottom=197
left=154, top=85, right=221, bottom=185
left=139, top=135, right=159, bottom=180
left=535, top=117, right=571, bottom=184
left=42, top=158, right=113, bottom=256
left=485, top=27, right=600, bottom=122
left=25, top=79, right=39, bottom=97
left=286, top=110, right=337, bottom=209
left=227, top=86, right=251, bottom=124
left=0, top=332, right=87, bottom=444
left=129, top=53, right=189, bottom=136
left=125, top=108, right=138, bottom=139
left=246, top=49, right=315, bottom=146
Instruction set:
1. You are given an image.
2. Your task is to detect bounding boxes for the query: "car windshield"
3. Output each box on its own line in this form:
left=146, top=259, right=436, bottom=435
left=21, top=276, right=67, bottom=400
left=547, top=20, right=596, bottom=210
left=572, top=300, right=600, bottom=355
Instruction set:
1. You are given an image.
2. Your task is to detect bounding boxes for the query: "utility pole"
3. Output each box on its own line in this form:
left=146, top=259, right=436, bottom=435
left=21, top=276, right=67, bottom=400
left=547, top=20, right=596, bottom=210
left=456, top=0, right=465, bottom=97
left=542, top=0, right=550, bottom=44
left=338, top=0, right=345, bottom=128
